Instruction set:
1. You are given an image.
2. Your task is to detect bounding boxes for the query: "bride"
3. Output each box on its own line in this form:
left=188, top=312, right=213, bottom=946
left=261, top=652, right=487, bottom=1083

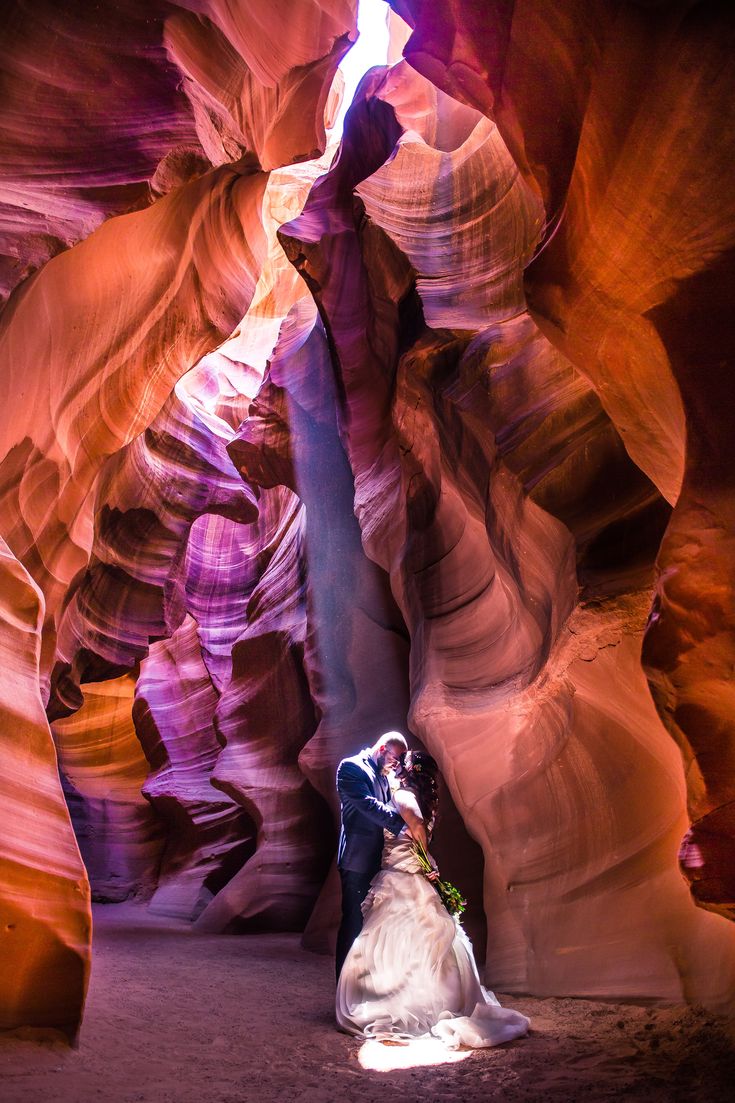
left=336, top=750, right=530, bottom=1048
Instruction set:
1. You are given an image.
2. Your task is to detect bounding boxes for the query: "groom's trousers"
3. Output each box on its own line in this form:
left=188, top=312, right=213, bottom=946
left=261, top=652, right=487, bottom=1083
left=336, top=868, right=373, bottom=980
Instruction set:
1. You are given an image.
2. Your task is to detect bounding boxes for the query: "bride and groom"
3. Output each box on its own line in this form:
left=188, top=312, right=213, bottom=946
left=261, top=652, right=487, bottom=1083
left=335, top=731, right=530, bottom=1048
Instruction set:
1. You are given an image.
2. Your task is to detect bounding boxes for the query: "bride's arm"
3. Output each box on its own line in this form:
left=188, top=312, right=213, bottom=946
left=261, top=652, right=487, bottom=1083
left=392, top=789, right=429, bottom=852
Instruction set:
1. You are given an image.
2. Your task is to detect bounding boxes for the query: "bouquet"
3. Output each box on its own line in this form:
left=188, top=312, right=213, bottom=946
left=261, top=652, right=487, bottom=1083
left=412, top=840, right=467, bottom=917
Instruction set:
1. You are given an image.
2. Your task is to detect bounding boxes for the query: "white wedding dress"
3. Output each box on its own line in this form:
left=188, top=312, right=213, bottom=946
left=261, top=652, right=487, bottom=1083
left=336, top=826, right=530, bottom=1048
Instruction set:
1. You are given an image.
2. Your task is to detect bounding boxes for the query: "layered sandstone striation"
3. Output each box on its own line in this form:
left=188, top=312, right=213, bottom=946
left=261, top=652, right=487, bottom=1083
left=0, top=0, right=356, bottom=1038
left=0, top=0, right=355, bottom=307
left=0, top=0, right=733, bottom=1042
left=390, top=0, right=735, bottom=922
left=279, top=56, right=735, bottom=1003
left=52, top=675, right=165, bottom=903
left=0, top=538, right=90, bottom=1042
left=136, top=616, right=257, bottom=922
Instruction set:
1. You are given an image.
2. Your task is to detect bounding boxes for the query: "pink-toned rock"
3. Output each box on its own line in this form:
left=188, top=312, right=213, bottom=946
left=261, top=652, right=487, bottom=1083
left=0, top=1, right=350, bottom=1038
left=165, top=1, right=354, bottom=171
left=0, top=160, right=268, bottom=677
left=279, top=63, right=735, bottom=1005
left=0, top=0, right=355, bottom=307
left=391, top=0, right=735, bottom=921
left=1, top=0, right=734, bottom=1043
left=194, top=486, right=330, bottom=932
left=48, top=376, right=258, bottom=718
left=230, top=311, right=414, bottom=948
left=0, top=1, right=198, bottom=307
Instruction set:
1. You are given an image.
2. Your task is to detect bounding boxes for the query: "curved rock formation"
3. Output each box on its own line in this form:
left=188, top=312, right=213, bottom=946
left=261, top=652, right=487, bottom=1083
left=165, top=0, right=353, bottom=171
left=229, top=309, right=412, bottom=945
left=0, top=0, right=355, bottom=307
left=49, top=375, right=258, bottom=718
left=194, top=485, right=331, bottom=932
left=390, top=0, right=735, bottom=923
left=0, top=158, right=268, bottom=688
left=135, top=616, right=257, bottom=921
left=51, top=675, right=165, bottom=903
left=1, top=0, right=734, bottom=1042
left=279, top=59, right=735, bottom=1003
left=0, top=0, right=198, bottom=308
left=0, top=0, right=353, bottom=1037
left=0, top=537, right=90, bottom=1042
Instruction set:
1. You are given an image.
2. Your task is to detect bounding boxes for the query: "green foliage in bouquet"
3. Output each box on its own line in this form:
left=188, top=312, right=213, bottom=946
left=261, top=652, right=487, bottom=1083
left=412, top=840, right=467, bottom=917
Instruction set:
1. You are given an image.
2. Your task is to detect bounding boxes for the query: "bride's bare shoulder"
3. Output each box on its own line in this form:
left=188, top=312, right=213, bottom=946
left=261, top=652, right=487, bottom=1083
left=393, top=787, right=422, bottom=820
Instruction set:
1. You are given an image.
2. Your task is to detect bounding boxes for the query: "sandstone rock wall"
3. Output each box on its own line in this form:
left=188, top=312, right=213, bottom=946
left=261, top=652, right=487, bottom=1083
left=0, top=0, right=356, bottom=1038
left=1, top=0, right=733, bottom=1039
left=0, top=538, right=90, bottom=1042
left=390, top=0, right=735, bottom=923
left=52, top=675, right=165, bottom=903
left=278, top=58, right=735, bottom=1004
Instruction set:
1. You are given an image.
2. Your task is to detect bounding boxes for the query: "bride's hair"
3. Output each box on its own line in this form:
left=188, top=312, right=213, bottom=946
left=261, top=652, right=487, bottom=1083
left=401, top=749, right=440, bottom=827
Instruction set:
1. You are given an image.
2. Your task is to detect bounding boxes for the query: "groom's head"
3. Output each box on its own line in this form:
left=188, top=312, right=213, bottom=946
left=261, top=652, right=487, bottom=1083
left=371, top=731, right=408, bottom=774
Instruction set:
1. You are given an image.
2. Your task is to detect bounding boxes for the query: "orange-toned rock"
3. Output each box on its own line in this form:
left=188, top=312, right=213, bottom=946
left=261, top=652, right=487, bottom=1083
left=51, top=676, right=165, bottom=903
left=391, top=0, right=735, bottom=925
left=280, top=63, right=735, bottom=1006
left=0, top=0, right=355, bottom=307
left=165, top=0, right=354, bottom=171
left=0, top=538, right=90, bottom=1042
left=0, top=0, right=351, bottom=1039
left=1, top=0, right=734, bottom=1042
left=0, top=160, right=268, bottom=673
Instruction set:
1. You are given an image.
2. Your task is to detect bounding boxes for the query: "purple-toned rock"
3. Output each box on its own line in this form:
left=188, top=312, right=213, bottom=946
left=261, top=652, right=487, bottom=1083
left=52, top=676, right=165, bottom=902
left=135, top=617, right=256, bottom=920
left=279, top=60, right=735, bottom=1004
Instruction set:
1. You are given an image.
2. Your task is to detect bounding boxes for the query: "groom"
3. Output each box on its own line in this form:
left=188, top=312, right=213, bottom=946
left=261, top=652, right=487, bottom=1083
left=335, top=731, right=408, bottom=979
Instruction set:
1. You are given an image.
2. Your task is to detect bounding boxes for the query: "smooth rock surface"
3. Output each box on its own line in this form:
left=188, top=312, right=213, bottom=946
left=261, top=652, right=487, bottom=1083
left=390, top=0, right=735, bottom=920
left=0, top=538, right=90, bottom=1042
left=280, top=59, right=735, bottom=1004
left=0, top=0, right=733, bottom=1043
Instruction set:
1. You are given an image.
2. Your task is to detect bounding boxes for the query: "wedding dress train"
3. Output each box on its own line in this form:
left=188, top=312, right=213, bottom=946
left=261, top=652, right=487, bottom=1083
left=336, top=828, right=530, bottom=1048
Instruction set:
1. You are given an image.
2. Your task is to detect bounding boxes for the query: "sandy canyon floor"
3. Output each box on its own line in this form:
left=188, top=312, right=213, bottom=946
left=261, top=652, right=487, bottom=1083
left=1, top=903, right=733, bottom=1103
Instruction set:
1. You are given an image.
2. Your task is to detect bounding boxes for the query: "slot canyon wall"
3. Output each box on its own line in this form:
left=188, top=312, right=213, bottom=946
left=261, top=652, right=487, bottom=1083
left=0, top=0, right=733, bottom=1042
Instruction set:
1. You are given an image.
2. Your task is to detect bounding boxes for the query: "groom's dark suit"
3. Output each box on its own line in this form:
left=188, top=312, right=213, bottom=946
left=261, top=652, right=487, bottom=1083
left=335, top=748, right=403, bottom=979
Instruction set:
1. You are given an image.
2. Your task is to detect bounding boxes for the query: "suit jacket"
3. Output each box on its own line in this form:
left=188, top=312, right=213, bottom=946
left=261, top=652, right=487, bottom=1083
left=336, top=749, right=404, bottom=874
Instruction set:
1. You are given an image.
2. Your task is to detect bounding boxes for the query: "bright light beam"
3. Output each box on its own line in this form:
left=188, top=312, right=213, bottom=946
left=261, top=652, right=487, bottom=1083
left=330, top=0, right=391, bottom=138
left=358, top=1037, right=474, bottom=1071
